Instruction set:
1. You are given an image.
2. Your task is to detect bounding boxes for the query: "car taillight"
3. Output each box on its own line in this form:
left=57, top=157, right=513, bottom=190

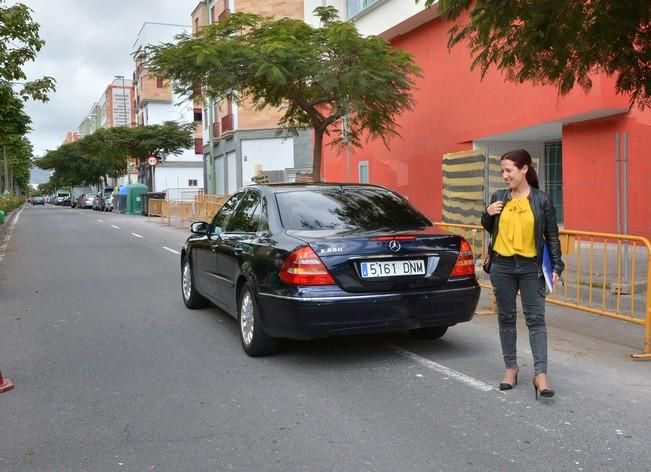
left=279, top=246, right=336, bottom=286
left=450, top=239, right=475, bottom=277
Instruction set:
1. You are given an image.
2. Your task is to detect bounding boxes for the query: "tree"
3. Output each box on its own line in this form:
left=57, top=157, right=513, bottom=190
left=1, top=1, right=55, bottom=194
left=146, top=7, right=421, bottom=182
left=36, top=142, right=118, bottom=190
left=4, top=135, right=32, bottom=192
left=0, top=1, right=55, bottom=103
left=103, top=122, right=194, bottom=190
left=36, top=122, right=193, bottom=191
left=419, top=0, right=651, bottom=109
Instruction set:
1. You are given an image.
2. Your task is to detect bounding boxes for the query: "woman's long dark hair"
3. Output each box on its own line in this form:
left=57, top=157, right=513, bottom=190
left=501, top=149, right=539, bottom=189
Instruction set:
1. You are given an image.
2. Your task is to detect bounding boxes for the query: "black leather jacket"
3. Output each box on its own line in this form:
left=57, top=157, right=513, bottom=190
left=481, top=187, right=564, bottom=276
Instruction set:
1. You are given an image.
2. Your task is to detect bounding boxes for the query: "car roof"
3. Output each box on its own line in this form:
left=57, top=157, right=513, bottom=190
left=247, top=182, right=389, bottom=194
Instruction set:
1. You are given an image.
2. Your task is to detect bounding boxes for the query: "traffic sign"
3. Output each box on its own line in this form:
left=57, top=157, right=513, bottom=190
left=147, top=156, right=158, bottom=167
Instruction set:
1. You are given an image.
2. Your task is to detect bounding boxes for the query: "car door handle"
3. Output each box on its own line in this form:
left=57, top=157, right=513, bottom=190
left=210, top=244, right=219, bottom=252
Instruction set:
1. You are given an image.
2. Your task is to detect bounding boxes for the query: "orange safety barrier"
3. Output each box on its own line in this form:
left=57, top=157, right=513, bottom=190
left=436, top=222, right=651, bottom=359
left=149, top=195, right=226, bottom=229
left=147, top=199, right=163, bottom=218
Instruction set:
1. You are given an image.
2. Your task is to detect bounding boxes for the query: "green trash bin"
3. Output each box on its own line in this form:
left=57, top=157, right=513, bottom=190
left=0, top=210, right=5, bottom=225
left=126, top=184, right=149, bottom=215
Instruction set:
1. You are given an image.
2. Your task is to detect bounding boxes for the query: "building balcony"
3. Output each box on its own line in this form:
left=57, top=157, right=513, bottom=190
left=221, top=114, right=234, bottom=134
left=194, top=138, right=203, bottom=155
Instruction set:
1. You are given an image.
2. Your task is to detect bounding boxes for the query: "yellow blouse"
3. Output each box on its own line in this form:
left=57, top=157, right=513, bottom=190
left=493, top=197, right=537, bottom=257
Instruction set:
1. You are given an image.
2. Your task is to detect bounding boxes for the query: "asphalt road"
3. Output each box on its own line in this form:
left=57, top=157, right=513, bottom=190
left=1, top=205, right=650, bottom=472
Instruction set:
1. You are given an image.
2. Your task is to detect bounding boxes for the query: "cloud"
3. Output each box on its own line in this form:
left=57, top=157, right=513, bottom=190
left=17, top=0, right=195, bottom=156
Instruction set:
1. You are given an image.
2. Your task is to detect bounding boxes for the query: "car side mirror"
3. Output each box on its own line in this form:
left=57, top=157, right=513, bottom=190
left=190, top=221, right=209, bottom=235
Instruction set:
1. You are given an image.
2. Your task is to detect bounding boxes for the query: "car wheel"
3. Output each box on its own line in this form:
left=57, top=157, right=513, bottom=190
left=239, top=283, right=277, bottom=357
left=409, top=326, right=448, bottom=340
left=181, top=256, right=209, bottom=309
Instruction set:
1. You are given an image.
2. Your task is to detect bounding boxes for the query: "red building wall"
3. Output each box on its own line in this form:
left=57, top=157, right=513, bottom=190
left=322, top=14, right=651, bottom=238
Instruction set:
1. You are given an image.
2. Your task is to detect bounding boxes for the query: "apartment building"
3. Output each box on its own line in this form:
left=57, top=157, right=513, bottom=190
left=77, top=79, right=135, bottom=137
left=193, top=0, right=313, bottom=195
left=76, top=78, right=137, bottom=183
left=63, top=131, right=79, bottom=144
left=315, top=0, right=651, bottom=238
left=132, top=22, right=204, bottom=195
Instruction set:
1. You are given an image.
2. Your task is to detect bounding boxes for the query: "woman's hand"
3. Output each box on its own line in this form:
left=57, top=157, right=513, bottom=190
left=552, top=272, right=561, bottom=286
left=486, top=200, right=504, bottom=216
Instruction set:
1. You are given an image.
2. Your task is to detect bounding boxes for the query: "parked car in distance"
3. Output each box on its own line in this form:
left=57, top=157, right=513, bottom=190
left=71, top=186, right=93, bottom=208
left=55, top=190, right=71, bottom=205
left=94, top=187, right=114, bottom=211
left=92, top=192, right=103, bottom=211
left=103, top=194, right=114, bottom=212
left=31, top=196, right=45, bottom=205
left=78, top=193, right=96, bottom=209
left=180, top=183, right=480, bottom=357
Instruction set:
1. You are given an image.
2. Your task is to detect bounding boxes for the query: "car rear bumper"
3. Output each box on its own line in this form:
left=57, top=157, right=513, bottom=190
left=256, top=283, right=480, bottom=339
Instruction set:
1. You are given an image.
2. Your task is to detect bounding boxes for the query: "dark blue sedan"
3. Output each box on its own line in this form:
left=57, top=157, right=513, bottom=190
left=181, top=183, right=480, bottom=356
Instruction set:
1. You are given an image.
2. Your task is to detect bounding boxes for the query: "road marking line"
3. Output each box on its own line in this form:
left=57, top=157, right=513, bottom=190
left=163, top=246, right=181, bottom=255
left=130, top=233, right=143, bottom=239
left=0, top=206, right=24, bottom=264
left=97, top=219, right=104, bottom=222
left=390, top=346, right=498, bottom=393
left=111, top=225, right=120, bottom=229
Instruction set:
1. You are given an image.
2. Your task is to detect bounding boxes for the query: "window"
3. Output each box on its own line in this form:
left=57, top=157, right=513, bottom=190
left=210, top=6, right=215, bottom=23
left=156, top=76, right=164, bottom=88
left=189, top=179, right=198, bottom=187
left=275, top=187, right=431, bottom=231
left=347, top=0, right=379, bottom=18
left=211, top=192, right=244, bottom=232
left=359, top=161, right=369, bottom=183
left=194, top=108, right=202, bottom=122
left=227, top=191, right=262, bottom=233
left=544, top=141, right=563, bottom=224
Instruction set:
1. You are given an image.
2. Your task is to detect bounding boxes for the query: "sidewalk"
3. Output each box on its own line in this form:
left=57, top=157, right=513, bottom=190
left=0, top=206, right=19, bottom=244
left=474, top=288, right=650, bottom=366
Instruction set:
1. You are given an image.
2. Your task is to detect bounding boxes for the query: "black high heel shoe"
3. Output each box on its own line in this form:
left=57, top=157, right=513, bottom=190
left=533, top=373, right=555, bottom=399
left=499, top=367, right=519, bottom=391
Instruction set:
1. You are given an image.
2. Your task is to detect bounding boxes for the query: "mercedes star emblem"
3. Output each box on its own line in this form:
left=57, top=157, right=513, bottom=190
left=388, top=240, right=401, bottom=252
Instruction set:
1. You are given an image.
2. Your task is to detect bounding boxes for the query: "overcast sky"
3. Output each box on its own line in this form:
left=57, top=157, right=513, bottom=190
left=20, top=0, right=197, bottom=158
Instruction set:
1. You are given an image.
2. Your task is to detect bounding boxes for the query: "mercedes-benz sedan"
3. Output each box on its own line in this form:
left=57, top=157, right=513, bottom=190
left=181, top=183, right=480, bottom=356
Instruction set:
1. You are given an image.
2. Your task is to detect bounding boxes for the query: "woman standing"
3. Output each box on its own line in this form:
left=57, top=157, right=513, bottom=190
left=481, top=149, right=564, bottom=399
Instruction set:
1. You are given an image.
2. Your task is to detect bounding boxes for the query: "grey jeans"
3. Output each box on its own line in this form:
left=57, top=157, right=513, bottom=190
left=489, top=255, right=548, bottom=374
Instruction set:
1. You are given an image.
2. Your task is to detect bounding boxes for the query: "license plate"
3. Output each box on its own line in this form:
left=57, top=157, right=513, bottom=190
left=360, top=259, right=426, bottom=278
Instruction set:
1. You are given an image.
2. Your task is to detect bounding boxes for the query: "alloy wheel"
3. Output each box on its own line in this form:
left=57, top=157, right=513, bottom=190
left=240, top=291, right=255, bottom=346
left=182, top=262, right=192, bottom=301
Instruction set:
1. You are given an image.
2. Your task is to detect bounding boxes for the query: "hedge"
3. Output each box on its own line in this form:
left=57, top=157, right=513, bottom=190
left=0, top=195, right=24, bottom=213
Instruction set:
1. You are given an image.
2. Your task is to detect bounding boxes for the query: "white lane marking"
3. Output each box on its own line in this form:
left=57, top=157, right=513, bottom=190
left=130, top=233, right=144, bottom=239
left=0, top=206, right=24, bottom=264
left=111, top=225, right=120, bottom=229
left=390, top=346, right=498, bottom=393
left=163, top=246, right=181, bottom=255
left=97, top=219, right=104, bottom=222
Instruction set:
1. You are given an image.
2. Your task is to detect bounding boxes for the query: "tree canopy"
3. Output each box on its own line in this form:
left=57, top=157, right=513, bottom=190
left=1, top=1, right=56, bottom=193
left=35, top=122, right=194, bottom=191
left=146, top=7, right=421, bottom=181
left=0, top=1, right=55, bottom=103
left=421, top=0, right=651, bottom=109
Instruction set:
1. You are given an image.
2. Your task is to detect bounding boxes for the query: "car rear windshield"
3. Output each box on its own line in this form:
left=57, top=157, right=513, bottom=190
left=275, top=187, right=431, bottom=231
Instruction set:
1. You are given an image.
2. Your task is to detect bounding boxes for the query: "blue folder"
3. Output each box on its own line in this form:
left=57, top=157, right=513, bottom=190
left=542, top=243, right=554, bottom=292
